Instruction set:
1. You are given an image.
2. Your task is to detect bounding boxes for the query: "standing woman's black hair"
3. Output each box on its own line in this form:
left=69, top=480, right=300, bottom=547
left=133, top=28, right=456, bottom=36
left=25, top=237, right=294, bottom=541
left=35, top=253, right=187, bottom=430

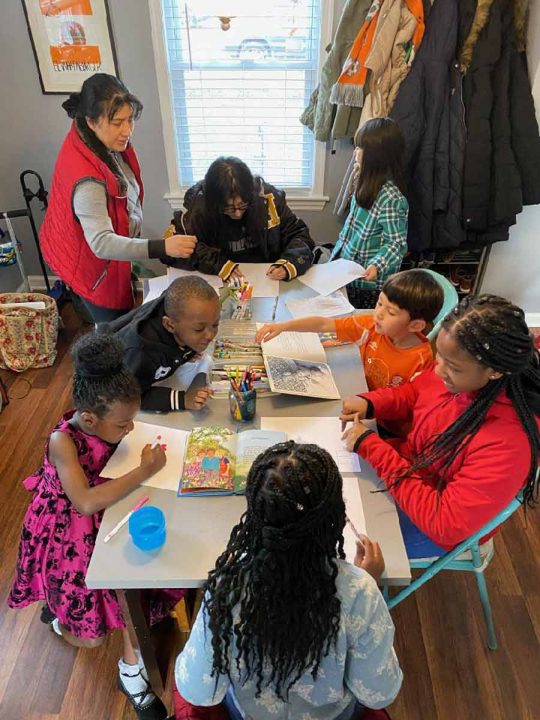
left=61, top=73, right=143, bottom=192
left=354, top=117, right=406, bottom=209
left=193, top=157, right=267, bottom=250
left=393, top=295, right=540, bottom=506
left=203, top=442, right=346, bottom=700
left=71, top=333, right=140, bottom=417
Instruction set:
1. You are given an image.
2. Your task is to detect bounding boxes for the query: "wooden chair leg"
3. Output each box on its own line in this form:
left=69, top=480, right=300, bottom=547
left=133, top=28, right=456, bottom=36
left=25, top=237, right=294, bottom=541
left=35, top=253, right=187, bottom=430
left=170, top=597, right=191, bottom=635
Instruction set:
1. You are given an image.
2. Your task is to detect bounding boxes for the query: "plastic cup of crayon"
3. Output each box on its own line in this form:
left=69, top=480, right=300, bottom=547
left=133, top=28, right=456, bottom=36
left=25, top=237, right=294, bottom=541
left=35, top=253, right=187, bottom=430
left=229, top=388, right=257, bottom=423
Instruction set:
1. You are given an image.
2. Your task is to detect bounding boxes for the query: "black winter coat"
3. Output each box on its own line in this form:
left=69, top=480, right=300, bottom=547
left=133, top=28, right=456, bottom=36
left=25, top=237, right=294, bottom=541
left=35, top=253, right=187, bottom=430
left=98, top=296, right=197, bottom=413
left=162, top=180, right=314, bottom=278
left=461, top=0, right=540, bottom=246
left=390, top=0, right=460, bottom=253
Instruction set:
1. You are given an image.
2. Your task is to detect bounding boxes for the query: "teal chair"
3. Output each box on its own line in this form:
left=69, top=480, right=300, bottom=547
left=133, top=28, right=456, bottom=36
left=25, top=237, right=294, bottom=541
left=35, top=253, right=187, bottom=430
left=421, top=269, right=459, bottom=341
left=386, top=494, right=523, bottom=650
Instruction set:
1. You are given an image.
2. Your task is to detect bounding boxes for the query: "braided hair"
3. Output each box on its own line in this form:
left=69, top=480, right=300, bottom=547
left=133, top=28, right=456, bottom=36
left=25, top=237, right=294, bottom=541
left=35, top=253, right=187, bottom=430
left=71, top=333, right=140, bottom=417
left=394, top=295, right=540, bottom=505
left=203, top=441, right=346, bottom=700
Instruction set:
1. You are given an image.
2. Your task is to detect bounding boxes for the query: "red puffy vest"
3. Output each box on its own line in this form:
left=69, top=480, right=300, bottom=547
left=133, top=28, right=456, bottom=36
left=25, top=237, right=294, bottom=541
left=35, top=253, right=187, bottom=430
left=40, top=123, right=144, bottom=309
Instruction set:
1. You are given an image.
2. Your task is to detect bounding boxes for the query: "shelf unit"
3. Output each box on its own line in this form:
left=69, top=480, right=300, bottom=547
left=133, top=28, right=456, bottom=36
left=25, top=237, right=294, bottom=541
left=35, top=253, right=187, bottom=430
left=401, top=246, right=491, bottom=297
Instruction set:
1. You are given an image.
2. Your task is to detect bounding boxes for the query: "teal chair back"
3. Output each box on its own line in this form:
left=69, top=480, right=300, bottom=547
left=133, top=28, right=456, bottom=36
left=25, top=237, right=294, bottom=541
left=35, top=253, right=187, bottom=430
left=386, top=494, right=523, bottom=650
left=422, top=269, right=459, bottom=341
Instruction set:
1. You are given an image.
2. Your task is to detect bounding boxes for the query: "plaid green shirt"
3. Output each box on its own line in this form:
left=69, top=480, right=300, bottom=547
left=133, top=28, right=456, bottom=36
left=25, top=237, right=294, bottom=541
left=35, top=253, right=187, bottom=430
left=331, top=181, right=408, bottom=290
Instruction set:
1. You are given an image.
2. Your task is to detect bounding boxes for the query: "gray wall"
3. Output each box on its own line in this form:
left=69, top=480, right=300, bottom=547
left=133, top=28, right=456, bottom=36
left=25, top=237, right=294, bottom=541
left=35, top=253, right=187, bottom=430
left=0, top=0, right=349, bottom=293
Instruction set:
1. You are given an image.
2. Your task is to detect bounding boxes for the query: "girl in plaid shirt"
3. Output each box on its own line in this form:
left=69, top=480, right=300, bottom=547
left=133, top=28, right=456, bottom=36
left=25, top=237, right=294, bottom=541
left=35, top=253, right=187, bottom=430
left=332, top=118, right=408, bottom=308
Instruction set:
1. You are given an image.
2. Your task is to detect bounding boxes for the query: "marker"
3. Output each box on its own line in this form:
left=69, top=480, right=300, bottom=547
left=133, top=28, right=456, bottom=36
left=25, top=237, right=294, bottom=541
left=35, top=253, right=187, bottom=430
left=346, top=514, right=365, bottom=547
left=151, top=434, right=162, bottom=449
left=103, top=496, right=150, bottom=543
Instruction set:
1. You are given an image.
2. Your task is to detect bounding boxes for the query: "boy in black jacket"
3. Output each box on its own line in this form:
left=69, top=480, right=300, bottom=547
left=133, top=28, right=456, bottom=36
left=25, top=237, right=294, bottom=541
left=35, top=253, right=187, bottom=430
left=99, top=276, right=219, bottom=412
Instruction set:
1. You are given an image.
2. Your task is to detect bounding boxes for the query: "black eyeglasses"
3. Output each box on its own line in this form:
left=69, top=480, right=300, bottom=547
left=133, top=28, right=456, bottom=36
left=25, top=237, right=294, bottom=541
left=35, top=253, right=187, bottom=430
left=223, top=201, right=250, bottom=215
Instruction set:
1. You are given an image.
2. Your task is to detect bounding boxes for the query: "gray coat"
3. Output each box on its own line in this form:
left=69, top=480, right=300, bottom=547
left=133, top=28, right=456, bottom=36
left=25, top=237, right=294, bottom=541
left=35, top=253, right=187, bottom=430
left=300, top=0, right=372, bottom=141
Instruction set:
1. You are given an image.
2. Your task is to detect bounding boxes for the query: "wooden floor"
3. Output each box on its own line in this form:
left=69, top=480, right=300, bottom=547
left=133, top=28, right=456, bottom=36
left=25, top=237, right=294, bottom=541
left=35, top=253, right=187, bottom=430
left=1, top=303, right=539, bottom=720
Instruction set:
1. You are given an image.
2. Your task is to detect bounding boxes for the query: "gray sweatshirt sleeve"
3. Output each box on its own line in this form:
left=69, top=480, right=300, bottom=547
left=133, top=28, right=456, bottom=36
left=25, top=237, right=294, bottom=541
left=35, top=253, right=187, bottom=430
left=73, top=180, right=165, bottom=260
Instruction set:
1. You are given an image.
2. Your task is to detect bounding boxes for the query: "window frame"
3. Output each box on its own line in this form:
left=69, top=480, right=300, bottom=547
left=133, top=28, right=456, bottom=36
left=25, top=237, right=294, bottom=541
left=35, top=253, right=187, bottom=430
left=148, top=0, right=333, bottom=212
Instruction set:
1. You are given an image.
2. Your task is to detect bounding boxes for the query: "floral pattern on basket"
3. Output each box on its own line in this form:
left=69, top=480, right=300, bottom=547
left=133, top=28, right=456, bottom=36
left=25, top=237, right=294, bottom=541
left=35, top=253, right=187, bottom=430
left=0, top=293, right=59, bottom=372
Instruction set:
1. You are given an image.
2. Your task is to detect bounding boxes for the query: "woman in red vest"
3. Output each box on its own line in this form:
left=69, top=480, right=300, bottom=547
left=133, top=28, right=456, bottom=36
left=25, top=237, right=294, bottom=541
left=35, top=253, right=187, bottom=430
left=40, top=73, right=197, bottom=322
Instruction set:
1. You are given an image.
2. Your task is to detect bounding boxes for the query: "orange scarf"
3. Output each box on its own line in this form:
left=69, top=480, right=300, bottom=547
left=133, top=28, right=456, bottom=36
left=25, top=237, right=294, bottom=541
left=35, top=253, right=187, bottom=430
left=330, top=0, right=382, bottom=107
left=331, top=0, right=425, bottom=108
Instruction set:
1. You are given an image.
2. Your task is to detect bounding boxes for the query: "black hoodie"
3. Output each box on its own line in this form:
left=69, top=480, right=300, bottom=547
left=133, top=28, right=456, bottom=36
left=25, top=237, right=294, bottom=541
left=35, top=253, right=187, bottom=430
left=98, top=294, right=197, bottom=412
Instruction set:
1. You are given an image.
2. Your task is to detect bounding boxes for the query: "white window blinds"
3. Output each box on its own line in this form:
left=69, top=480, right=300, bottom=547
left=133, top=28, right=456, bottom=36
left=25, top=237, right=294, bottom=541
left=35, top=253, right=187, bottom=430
left=160, top=1, right=322, bottom=189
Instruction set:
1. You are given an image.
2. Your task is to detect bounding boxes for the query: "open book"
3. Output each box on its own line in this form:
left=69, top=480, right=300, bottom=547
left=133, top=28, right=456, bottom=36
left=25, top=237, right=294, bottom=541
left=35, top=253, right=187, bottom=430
left=259, top=327, right=341, bottom=400
left=178, top=426, right=287, bottom=496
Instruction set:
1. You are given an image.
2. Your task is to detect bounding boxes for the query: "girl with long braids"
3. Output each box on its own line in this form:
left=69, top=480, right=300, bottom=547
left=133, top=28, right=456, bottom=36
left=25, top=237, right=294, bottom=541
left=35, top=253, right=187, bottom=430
left=341, top=295, right=540, bottom=558
left=9, top=334, right=184, bottom=719
left=175, top=442, right=402, bottom=719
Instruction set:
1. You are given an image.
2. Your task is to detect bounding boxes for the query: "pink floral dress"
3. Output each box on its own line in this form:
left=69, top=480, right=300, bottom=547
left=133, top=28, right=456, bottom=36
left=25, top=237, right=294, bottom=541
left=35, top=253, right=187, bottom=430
left=8, top=412, right=185, bottom=639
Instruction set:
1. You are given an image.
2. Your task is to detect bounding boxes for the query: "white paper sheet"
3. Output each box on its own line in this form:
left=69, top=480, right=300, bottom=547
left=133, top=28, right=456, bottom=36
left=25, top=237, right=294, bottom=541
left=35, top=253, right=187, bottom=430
left=260, top=417, right=360, bottom=473
left=237, top=263, right=280, bottom=298
left=144, top=271, right=222, bottom=305
left=298, top=259, right=367, bottom=296
left=286, top=292, right=355, bottom=319
left=167, top=267, right=223, bottom=289
left=102, top=421, right=190, bottom=492
left=153, top=353, right=214, bottom=391
left=143, top=275, right=171, bottom=304
left=258, top=327, right=327, bottom=363
left=342, top=478, right=367, bottom=564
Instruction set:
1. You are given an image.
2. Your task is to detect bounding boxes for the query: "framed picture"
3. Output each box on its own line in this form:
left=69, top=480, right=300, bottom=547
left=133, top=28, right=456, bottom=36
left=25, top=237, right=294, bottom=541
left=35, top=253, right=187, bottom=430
left=21, top=0, right=119, bottom=94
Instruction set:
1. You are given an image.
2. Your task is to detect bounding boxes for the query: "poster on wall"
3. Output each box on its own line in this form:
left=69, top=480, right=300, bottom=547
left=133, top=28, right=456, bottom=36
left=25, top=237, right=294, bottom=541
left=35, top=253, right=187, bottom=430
left=21, top=0, right=118, bottom=94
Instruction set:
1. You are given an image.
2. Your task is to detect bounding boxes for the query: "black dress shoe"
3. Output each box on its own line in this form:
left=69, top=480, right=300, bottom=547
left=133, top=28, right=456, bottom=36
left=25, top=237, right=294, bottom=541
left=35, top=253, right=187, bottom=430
left=117, top=670, right=168, bottom=720
left=40, top=603, right=56, bottom=624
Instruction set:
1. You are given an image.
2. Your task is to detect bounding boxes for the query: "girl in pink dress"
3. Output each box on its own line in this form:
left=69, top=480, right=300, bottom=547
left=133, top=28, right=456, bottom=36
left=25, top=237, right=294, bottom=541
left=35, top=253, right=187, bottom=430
left=9, top=333, right=183, bottom=720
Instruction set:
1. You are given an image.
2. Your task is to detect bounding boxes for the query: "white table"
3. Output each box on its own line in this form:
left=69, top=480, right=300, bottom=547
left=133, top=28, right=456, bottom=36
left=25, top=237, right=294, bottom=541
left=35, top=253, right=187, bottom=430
left=86, top=275, right=410, bottom=697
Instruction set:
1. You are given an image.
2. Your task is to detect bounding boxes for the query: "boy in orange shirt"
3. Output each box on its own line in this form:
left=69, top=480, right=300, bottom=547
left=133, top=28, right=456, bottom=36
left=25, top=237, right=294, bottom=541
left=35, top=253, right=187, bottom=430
left=256, top=269, right=443, bottom=393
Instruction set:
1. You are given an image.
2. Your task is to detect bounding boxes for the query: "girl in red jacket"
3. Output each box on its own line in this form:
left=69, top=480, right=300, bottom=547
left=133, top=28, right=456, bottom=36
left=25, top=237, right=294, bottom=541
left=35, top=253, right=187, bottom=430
left=341, top=295, right=540, bottom=558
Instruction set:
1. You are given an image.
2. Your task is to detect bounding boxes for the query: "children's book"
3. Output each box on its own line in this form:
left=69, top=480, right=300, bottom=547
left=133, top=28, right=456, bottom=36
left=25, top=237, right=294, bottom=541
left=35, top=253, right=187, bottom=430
left=259, top=327, right=341, bottom=400
left=178, top=426, right=287, bottom=496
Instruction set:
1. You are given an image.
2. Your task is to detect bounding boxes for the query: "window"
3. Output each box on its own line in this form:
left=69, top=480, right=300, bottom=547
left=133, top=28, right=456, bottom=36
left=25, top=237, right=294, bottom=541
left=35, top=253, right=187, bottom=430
left=150, top=0, right=331, bottom=211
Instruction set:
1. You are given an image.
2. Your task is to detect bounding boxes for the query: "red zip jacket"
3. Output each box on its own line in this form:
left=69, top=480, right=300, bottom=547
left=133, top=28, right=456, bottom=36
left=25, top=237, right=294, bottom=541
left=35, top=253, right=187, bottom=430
left=357, top=366, right=538, bottom=549
left=40, top=123, right=142, bottom=309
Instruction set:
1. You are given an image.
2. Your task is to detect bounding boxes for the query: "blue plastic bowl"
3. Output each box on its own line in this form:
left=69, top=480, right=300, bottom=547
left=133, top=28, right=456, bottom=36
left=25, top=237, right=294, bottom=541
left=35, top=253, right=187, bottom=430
left=129, top=505, right=166, bottom=551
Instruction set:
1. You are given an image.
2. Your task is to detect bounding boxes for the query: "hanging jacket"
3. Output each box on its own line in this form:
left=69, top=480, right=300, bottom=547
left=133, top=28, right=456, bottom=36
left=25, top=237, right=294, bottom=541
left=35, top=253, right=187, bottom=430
left=431, top=60, right=467, bottom=249
left=358, top=0, right=420, bottom=126
left=390, top=0, right=459, bottom=253
left=355, top=367, right=536, bottom=550
left=162, top=180, right=314, bottom=280
left=300, top=0, right=373, bottom=141
left=459, top=0, right=540, bottom=246
left=40, top=124, right=141, bottom=309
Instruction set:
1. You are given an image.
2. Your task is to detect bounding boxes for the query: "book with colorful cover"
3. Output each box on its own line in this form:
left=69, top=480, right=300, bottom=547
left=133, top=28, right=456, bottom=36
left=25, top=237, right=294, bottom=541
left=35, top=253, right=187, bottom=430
left=178, top=426, right=286, bottom=496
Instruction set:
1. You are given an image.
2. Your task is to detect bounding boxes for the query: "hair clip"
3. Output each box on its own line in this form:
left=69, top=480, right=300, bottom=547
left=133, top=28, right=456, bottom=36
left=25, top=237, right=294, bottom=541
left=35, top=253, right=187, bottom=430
left=514, top=310, right=521, bottom=316
left=483, top=343, right=490, bottom=350
left=476, top=354, right=483, bottom=361
left=296, top=502, right=304, bottom=511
